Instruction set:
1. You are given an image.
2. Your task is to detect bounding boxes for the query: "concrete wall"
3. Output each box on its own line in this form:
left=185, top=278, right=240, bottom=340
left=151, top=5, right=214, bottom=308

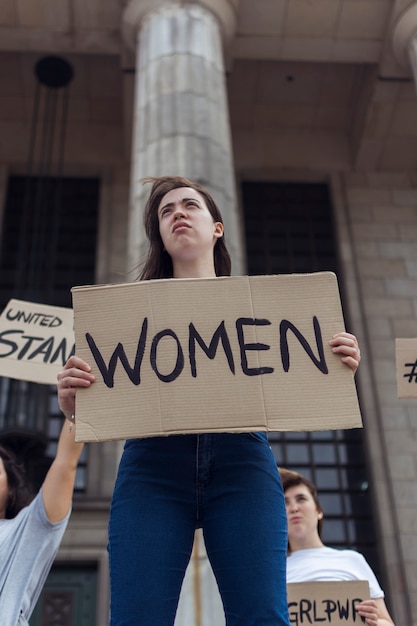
left=336, top=171, right=417, bottom=624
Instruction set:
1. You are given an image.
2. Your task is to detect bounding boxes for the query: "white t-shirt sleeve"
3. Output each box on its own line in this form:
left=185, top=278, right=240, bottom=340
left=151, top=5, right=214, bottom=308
left=0, top=490, right=71, bottom=625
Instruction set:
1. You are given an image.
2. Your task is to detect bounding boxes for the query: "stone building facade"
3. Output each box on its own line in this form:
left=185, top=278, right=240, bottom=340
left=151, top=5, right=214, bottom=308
left=0, top=1, right=416, bottom=624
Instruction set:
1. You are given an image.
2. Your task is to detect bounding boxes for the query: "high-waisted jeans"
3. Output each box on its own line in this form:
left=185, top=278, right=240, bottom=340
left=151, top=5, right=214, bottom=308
left=108, top=432, right=290, bottom=626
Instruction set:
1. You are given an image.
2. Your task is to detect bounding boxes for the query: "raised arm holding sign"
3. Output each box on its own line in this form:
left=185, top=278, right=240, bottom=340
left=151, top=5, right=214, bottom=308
left=57, top=176, right=361, bottom=626
left=0, top=418, right=83, bottom=624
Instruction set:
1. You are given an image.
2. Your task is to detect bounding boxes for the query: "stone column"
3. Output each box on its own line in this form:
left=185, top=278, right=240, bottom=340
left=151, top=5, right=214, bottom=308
left=121, top=3, right=241, bottom=623
left=408, top=35, right=417, bottom=88
left=122, top=0, right=244, bottom=276
left=392, top=2, right=417, bottom=88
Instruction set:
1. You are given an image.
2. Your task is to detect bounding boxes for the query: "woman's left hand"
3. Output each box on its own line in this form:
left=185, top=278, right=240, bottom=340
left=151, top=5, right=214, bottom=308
left=355, top=599, right=379, bottom=626
left=329, top=332, right=361, bottom=374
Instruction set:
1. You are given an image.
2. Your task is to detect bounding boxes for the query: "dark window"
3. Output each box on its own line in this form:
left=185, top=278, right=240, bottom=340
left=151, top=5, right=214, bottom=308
left=242, top=181, right=382, bottom=579
left=29, top=564, right=98, bottom=626
left=0, top=176, right=99, bottom=307
left=0, top=176, right=99, bottom=492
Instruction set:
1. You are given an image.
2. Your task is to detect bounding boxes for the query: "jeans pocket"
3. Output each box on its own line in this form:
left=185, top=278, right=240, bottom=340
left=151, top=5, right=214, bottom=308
left=248, top=431, right=270, bottom=445
left=124, top=437, right=146, bottom=451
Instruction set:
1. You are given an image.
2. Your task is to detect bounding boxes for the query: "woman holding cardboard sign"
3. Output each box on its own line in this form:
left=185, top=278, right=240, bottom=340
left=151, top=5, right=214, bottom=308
left=57, top=176, right=361, bottom=626
left=280, top=469, right=395, bottom=626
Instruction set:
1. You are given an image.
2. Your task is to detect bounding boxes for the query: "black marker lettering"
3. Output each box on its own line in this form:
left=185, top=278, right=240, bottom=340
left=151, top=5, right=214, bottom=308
left=49, top=316, right=62, bottom=328
left=150, top=329, right=184, bottom=382
left=337, top=599, right=350, bottom=620
left=86, top=318, right=148, bottom=388
left=18, top=335, right=43, bottom=359
left=287, top=602, right=299, bottom=626
left=280, top=316, right=328, bottom=374
left=39, top=315, right=53, bottom=327
left=27, top=337, right=54, bottom=362
left=188, top=321, right=235, bottom=377
left=6, top=309, right=32, bottom=323
left=313, top=600, right=326, bottom=622
left=50, top=338, right=75, bottom=365
left=236, top=318, right=274, bottom=376
left=352, top=599, right=365, bottom=623
left=0, top=330, right=21, bottom=357
left=299, top=599, right=313, bottom=624
left=5, top=308, right=63, bottom=327
left=323, top=599, right=337, bottom=621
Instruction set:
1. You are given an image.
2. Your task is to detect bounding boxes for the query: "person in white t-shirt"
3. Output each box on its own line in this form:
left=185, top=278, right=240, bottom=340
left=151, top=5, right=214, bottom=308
left=280, top=468, right=395, bottom=626
left=0, top=417, right=84, bottom=626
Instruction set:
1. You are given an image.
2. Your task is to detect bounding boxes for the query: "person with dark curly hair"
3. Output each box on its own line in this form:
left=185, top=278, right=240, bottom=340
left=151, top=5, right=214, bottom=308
left=0, top=419, right=83, bottom=626
left=57, top=176, right=361, bottom=626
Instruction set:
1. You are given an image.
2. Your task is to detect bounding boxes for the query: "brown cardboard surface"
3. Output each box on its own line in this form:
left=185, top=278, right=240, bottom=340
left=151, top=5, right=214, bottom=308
left=72, top=273, right=363, bottom=442
left=396, top=338, right=417, bottom=398
left=287, top=581, right=370, bottom=625
left=0, top=299, right=74, bottom=385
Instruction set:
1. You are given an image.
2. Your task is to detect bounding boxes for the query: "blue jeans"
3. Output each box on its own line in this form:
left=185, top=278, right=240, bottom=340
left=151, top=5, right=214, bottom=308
left=108, top=432, right=290, bottom=626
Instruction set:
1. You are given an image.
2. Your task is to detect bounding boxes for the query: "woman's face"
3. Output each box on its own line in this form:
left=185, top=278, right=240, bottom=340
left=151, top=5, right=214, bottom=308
left=284, top=483, right=323, bottom=545
left=157, top=187, right=223, bottom=267
left=0, top=457, right=10, bottom=519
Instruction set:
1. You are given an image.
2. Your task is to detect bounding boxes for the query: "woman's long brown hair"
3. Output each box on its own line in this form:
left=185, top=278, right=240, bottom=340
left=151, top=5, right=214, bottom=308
left=0, top=445, right=33, bottom=518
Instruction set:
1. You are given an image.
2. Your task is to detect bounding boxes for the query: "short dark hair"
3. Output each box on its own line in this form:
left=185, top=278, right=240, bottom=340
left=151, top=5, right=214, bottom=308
left=139, top=176, right=232, bottom=280
left=0, top=445, right=33, bottom=518
left=279, top=467, right=324, bottom=536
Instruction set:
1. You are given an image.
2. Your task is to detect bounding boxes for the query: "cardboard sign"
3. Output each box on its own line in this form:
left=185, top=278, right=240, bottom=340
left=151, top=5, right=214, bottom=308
left=71, top=272, right=362, bottom=442
left=0, top=299, right=75, bottom=385
left=396, top=338, right=417, bottom=398
left=287, top=581, right=370, bottom=625
left=72, top=273, right=362, bottom=441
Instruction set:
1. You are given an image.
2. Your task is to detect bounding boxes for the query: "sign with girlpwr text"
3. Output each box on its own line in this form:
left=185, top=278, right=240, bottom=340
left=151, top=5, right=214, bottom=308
left=71, top=272, right=362, bottom=442
left=287, top=581, right=370, bottom=625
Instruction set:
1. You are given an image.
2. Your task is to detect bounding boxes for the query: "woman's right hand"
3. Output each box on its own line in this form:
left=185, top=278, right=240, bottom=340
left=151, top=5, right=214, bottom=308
left=57, top=355, right=95, bottom=419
